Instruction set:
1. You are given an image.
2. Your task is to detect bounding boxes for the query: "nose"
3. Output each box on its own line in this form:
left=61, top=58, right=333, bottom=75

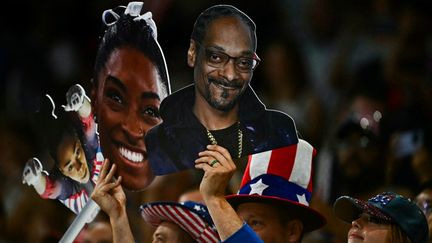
left=220, top=59, right=239, bottom=81
left=351, top=217, right=362, bottom=228
left=121, top=109, right=145, bottom=141
left=73, top=159, right=81, bottom=171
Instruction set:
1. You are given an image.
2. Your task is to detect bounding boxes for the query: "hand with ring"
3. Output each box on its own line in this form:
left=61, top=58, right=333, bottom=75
left=209, top=159, right=219, bottom=167
left=195, top=145, right=244, bottom=241
left=195, top=144, right=236, bottom=200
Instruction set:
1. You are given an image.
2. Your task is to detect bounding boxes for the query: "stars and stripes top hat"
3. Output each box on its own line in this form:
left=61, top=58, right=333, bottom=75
left=140, top=201, right=219, bottom=243
left=226, top=139, right=326, bottom=232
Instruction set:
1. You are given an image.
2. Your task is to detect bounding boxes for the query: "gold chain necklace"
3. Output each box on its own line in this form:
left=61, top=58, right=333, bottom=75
left=206, top=121, right=243, bottom=158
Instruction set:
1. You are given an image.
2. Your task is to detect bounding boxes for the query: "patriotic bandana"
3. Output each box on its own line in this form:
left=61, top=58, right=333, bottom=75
left=226, top=139, right=326, bottom=232
left=140, top=201, right=219, bottom=243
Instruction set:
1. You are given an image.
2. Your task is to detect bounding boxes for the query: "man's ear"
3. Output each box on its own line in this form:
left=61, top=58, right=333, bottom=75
left=284, top=219, right=304, bottom=243
left=187, top=39, right=197, bottom=68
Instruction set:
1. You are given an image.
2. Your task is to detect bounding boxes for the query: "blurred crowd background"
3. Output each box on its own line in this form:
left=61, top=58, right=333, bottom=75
left=1, top=0, right=432, bottom=242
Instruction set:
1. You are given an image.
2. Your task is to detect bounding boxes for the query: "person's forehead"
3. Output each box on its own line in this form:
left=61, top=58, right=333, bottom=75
left=105, top=47, right=157, bottom=73
left=102, top=47, right=166, bottom=98
left=156, top=221, right=183, bottom=233
left=57, top=135, right=78, bottom=162
left=203, top=16, right=254, bottom=53
left=237, top=202, right=281, bottom=216
left=85, top=222, right=112, bottom=236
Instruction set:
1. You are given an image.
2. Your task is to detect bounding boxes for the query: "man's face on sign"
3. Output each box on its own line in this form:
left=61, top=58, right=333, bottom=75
left=188, top=16, right=256, bottom=112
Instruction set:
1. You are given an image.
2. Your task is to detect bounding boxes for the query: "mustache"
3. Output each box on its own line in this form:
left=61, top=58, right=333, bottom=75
left=208, top=78, right=243, bottom=89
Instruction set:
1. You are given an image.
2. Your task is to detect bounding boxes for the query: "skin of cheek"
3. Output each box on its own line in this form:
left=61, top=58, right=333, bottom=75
left=92, top=47, right=161, bottom=191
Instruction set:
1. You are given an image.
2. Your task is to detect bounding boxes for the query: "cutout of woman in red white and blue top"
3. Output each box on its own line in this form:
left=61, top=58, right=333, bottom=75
left=22, top=84, right=103, bottom=214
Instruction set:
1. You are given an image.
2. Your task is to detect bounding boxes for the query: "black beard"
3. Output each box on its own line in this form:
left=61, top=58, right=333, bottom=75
left=208, top=98, right=238, bottom=112
left=204, top=78, right=243, bottom=112
left=221, top=89, right=229, bottom=99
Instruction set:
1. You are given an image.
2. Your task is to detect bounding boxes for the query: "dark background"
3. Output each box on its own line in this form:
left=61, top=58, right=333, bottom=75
left=1, top=0, right=431, bottom=242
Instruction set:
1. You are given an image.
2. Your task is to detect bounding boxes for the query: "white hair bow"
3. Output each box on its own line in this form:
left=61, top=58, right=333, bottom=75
left=102, top=1, right=158, bottom=39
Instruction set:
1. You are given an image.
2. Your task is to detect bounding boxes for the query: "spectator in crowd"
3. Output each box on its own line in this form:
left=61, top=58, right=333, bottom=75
left=311, top=90, right=390, bottom=242
left=416, top=183, right=432, bottom=243
left=409, top=128, right=432, bottom=190
left=140, top=200, right=219, bottom=243
left=91, top=159, right=219, bottom=243
left=260, top=36, right=324, bottom=148
left=195, top=140, right=326, bottom=242
left=314, top=66, right=390, bottom=203
left=81, top=212, right=113, bottom=243
left=90, top=160, right=133, bottom=243
left=178, top=187, right=204, bottom=204
left=387, top=126, right=425, bottom=193
left=334, top=191, right=429, bottom=243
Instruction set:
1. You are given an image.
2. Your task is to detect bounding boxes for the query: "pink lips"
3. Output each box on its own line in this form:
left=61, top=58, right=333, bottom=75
left=349, top=233, right=364, bottom=240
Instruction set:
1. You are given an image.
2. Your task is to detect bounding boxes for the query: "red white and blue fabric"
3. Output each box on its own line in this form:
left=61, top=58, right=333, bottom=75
left=140, top=201, right=219, bottom=243
left=58, top=148, right=104, bottom=214
left=226, top=139, right=327, bottom=232
left=41, top=111, right=103, bottom=215
left=238, top=139, right=315, bottom=205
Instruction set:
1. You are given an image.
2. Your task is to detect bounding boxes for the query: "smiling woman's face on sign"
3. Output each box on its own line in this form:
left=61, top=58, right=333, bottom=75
left=93, top=47, right=165, bottom=191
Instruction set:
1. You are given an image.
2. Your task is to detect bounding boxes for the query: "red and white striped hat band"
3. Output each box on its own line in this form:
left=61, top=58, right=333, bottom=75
left=140, top=201, right=219, bottom=243
left=226, top=139, right=326, bottom=232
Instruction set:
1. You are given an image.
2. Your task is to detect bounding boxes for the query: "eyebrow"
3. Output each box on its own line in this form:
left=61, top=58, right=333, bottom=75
left=208, top=45, right=255, bottom=57
left=106, top=75, right=127, bottom=92
left=106, top=75, right=161, bottom=101
left=142, top=91, right=161, bottom=101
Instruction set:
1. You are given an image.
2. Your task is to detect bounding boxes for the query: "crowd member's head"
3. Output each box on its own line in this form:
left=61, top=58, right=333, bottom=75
left=82, top=213, right=113, bottom=243
left=226, top=140, right=326, bottom=243
left=411, top=128, right=432, bottom=188
left=91, top=2, right=170, bottom=191
left=188, top=4, right=260, bottom=112
left=416, top=184, right=432, bottom=243
left=334, top=192, right=429, bottom=243
left=140, top=201, right=219, bottom=243
left=335, top=110, right=383, bottom=177
left=333, top=101, right=386, bottom=198
left=178, top=188, right=204, bottom=204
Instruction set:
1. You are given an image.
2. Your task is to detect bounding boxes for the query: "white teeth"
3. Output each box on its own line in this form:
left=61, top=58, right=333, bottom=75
left=119, top=147, right=144, bottom=163
left=216, top=83, right=236, bottom=90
